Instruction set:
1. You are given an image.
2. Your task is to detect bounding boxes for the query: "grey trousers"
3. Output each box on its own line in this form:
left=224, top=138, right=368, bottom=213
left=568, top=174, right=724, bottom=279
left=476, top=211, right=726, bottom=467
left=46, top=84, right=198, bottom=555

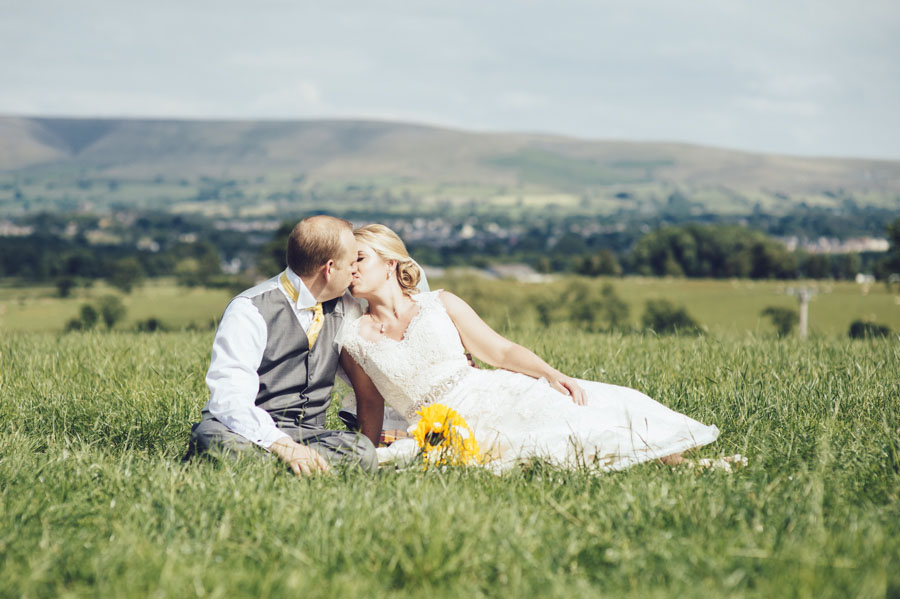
left=186, top=417, right=377, bottom=472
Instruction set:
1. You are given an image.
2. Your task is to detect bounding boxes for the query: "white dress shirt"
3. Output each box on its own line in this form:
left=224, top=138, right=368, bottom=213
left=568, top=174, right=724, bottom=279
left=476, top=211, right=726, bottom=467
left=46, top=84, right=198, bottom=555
left=204, top=268, right=354, bottom=449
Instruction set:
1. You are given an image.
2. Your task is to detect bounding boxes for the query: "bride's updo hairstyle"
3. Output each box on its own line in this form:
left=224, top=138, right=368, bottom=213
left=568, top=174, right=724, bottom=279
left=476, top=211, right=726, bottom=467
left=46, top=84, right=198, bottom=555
left=353, top=224, right=421, bottom=295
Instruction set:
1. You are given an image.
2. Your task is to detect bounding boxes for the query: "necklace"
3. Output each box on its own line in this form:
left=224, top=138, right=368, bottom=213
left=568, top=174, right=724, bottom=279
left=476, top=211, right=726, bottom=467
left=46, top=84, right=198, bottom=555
left=369, top=314, right=390, bottom=335
left=368, top=299, right=410, bottom=335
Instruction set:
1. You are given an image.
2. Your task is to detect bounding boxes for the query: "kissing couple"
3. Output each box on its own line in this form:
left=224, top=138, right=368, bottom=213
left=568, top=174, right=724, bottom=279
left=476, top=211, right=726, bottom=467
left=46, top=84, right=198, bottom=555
left=186, top=215, right=720, bottom=475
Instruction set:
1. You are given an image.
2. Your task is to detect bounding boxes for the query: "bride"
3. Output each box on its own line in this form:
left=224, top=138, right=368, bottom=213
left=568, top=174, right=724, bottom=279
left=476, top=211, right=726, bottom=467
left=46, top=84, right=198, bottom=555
left=338, top=224, right=721, bottom=472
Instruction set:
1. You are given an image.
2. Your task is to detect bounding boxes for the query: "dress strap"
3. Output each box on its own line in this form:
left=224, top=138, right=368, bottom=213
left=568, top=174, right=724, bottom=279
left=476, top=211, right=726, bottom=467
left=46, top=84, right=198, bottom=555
left=414, top=289, right=444, bottom=310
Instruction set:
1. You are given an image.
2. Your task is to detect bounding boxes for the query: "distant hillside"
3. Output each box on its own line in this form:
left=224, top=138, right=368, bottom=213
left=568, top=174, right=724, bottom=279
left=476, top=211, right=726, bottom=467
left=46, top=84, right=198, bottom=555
left=1, top=116, right=899, bottom=216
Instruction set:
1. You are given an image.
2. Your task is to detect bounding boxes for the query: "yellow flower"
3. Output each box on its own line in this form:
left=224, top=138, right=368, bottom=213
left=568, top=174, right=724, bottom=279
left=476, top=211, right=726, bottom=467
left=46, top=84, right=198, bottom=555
left=413, top=403, right=480, bottom=467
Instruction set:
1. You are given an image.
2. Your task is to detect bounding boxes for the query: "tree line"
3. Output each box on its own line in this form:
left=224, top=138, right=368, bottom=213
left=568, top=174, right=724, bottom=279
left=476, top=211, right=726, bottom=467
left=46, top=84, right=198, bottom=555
left=2, top=217, right=899, bottom=293
left=411, top=222, right=896, bottom=281
left=0, top=234, right=225, bottom=294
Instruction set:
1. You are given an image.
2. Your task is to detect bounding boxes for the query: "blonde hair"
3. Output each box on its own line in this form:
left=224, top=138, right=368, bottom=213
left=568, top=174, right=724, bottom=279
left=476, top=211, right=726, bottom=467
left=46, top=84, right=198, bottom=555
left=353, top=224, right=421, bottom=295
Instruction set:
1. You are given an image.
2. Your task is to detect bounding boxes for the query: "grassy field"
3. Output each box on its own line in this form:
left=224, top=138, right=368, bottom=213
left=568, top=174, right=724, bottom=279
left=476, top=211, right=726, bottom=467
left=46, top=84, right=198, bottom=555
left=0, top=328, right=898, bottom=598
left=1, top=275, right=898, bottom=336
left=0, top=280, right=233, bottom=333
left=436, top=274, right=900, bottom=337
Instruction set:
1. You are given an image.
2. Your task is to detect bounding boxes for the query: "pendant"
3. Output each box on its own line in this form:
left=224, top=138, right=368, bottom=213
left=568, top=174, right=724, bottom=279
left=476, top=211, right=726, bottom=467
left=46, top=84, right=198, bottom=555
left=380, top=323, right=385, bottom=334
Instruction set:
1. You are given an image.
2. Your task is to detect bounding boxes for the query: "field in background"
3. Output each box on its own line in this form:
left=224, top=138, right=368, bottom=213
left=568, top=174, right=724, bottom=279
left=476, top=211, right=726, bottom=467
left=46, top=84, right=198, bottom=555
left=440, top=275, right=900, bottom=336
left=0, top=279, right=232, bottom=333
left=1, top=275, right=897, bottom=336
left=1, top=330, right=897, bottom=598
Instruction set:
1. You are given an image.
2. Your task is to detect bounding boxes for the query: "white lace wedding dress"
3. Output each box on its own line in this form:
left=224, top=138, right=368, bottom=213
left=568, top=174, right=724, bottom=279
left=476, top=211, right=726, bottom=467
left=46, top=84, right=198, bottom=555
left=338, top=290, right=719, bottom=472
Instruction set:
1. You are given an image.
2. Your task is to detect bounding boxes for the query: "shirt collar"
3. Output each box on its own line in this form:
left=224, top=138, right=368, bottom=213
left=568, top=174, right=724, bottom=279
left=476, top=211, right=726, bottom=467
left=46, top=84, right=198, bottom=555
left=281, top=268, right=318, bottom=310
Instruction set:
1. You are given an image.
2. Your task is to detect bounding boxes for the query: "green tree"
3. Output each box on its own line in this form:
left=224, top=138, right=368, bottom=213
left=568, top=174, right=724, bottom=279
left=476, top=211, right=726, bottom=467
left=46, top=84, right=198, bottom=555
left=565, top=281, right=599, bottom=331
left=641, top=299, right=701, bottom=335
left=136, top=317, right=166, bottom=332
left=749, top=241, right=797, bottom=279
left=574, top=251, right=622, bottom=277
left=632, top=225, right=797, bottom=279
left=876, top=217, right=900, bottom=285
left=169, top=241, right=222, bottom=286
left=802, top=254, right=830, bottom=279
left=761, top=306, right=799, bottom=337
left=848, top=320, right=892, bottom=339
left=97, top=295, right=126, bottom=329
left=107, top=256, right=145, bottom=293
left=598, top=283, right=630, bottom=331
left=64, top=318, right=84, bottom=332
left=829, top=253, right=860, bottom=280
left=560, top=281, right=631, bottom=333
left=56, top=276, right=77, bottom=298
left=256, top=222, right=293, bottom=276
left=65, top=303, right=99, bottom=332
left=80, top=304, right=99, bottom=329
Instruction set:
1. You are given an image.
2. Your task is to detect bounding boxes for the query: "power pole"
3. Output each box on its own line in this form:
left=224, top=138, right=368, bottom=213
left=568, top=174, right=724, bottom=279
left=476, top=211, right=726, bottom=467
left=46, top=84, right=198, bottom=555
left=787, top=287, right=816, bottom=340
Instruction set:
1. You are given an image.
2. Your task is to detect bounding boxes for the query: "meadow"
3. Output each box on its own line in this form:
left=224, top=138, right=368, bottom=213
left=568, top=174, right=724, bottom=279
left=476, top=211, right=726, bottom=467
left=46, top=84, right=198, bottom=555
left=1, top=312, right=899, bottom=597
left=1, top=274, right=898, bottom=336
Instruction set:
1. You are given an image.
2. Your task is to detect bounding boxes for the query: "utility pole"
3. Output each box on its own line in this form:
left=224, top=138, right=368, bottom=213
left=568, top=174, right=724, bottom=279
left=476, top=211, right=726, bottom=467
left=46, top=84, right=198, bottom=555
left=787, top=287, right=816, bottom=340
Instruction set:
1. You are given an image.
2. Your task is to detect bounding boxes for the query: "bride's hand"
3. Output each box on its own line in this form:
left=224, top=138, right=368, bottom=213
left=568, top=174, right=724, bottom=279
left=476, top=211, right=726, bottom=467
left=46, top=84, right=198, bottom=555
left=550, top=375, right=586, bottom=406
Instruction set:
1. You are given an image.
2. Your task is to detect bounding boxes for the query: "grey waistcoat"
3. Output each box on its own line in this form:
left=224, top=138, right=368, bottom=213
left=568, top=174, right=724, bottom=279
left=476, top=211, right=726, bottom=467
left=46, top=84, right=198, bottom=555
left=249, top=288, right=344, bottom=429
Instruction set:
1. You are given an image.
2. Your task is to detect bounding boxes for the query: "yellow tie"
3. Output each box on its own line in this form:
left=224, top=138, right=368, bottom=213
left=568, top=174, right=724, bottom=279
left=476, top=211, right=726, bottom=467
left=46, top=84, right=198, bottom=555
left=280, top=272, right=324, bottom=348
left=304, top=302, right=324, bottom=348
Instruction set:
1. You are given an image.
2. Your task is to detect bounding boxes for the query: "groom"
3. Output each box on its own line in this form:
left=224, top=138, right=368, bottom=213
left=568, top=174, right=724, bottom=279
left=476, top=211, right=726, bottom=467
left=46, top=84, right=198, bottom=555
left=186, top=215, right=383, bottom=476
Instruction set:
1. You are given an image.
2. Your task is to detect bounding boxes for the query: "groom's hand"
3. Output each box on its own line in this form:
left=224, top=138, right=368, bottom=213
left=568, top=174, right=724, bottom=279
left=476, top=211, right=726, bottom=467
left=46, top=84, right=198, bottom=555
left=269, top=437, right=331, bottom=477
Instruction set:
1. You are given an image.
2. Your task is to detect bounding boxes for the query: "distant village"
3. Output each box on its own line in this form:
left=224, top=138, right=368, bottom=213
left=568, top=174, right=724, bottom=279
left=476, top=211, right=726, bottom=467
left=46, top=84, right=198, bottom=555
left=0, top=213, right=890, bottom=255
left=1, top=208, right=895, bottom=284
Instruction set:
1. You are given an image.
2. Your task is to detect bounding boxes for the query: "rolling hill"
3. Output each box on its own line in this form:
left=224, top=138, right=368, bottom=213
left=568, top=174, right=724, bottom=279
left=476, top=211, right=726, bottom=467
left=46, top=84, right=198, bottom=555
left=1, top=116, right=899, bottom=216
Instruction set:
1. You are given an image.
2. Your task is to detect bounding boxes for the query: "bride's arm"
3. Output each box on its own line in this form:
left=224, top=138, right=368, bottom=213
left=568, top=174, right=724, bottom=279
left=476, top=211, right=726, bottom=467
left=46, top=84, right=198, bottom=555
left=339, top=349, right=385, bottom=445
left=439, top=291, right=586, bottom=405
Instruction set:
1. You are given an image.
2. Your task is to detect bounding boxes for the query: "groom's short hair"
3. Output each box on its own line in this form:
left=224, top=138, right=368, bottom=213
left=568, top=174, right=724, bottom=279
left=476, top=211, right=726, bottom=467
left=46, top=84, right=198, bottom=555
left=286, top=215, right=353, bottom=277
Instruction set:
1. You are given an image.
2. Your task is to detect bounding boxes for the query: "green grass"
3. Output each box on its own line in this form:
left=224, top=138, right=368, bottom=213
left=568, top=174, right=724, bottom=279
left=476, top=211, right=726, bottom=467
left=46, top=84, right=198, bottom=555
left=487, top=148, right=654, bottom=189
left=439, top=275, right=900, bottom=337
left=1, top=329, right=898, bottom=598
left=0, top=280, right=233, bottom=332
left=2, top=276, right=897, bottom=336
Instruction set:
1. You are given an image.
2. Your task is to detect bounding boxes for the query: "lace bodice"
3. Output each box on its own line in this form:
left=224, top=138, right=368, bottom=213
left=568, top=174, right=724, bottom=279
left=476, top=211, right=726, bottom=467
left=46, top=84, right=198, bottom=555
left=337, top=290, right=473, bottom=421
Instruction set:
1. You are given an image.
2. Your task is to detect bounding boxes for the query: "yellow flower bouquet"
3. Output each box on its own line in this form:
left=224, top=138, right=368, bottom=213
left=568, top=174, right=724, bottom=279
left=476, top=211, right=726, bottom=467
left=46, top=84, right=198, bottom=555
left=413, top=403, right=480, bottom=467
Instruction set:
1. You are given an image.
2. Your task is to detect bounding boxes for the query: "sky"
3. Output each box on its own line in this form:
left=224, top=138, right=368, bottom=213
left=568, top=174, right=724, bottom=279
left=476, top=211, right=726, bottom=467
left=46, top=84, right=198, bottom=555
left=1, top=0, right=899, bottom=160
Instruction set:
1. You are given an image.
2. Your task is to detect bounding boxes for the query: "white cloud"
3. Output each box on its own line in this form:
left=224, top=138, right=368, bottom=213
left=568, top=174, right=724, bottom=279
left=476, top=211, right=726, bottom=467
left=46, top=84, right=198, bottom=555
left=0, top=0, right=898, bottom=158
